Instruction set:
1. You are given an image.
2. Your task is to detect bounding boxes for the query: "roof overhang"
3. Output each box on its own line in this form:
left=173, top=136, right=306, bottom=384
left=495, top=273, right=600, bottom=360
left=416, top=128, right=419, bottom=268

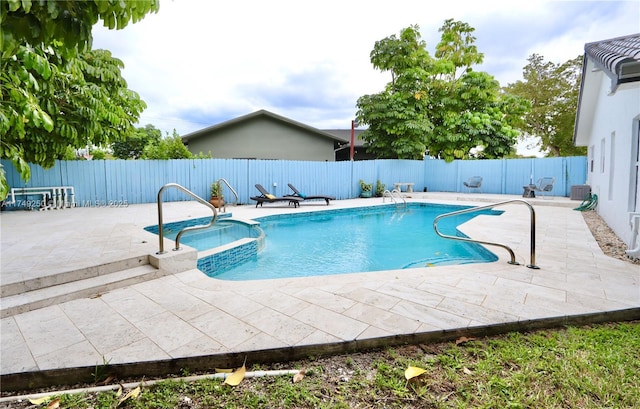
left=573, top=33, right=640, bottom=146
left=584, top=33, right=640, bottom=94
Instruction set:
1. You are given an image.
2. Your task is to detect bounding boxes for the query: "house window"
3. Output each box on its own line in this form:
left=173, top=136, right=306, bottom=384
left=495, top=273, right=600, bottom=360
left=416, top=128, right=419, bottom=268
left=600, top=138, right=606, bottom=173
left=589, top=145, right=594, bottom=173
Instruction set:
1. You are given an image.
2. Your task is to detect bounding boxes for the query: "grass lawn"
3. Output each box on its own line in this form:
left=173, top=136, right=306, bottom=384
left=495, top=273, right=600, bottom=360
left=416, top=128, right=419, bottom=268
left=8, top=321, right=639, bottom=408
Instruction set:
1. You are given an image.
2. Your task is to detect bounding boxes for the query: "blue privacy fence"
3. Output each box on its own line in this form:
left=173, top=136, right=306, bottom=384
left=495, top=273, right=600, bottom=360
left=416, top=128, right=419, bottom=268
left=1, top=156, right=587, bottom=207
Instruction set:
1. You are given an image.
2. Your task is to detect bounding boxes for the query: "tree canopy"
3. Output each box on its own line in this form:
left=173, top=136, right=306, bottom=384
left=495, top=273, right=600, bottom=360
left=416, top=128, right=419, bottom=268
left=356, top=20, right=529, bottom=161
left=142, top=130, right=194, bottom=160
left=1, top=0, right=159, bottom=57
left=0, top=0, right=159, bottom=200
left=504, top=54, right=585, bottom=157
left=112, top=124, right=162, bottom=159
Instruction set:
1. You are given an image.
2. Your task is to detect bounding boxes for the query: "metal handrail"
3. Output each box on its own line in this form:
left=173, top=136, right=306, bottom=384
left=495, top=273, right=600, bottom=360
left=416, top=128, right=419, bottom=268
left=156, top=183, right=217, bottom=254
left=217, top=178, right=239, bottom=206
left=382, top=189, right=406, bottom=208
left=433, top=199, right=539, bottom=269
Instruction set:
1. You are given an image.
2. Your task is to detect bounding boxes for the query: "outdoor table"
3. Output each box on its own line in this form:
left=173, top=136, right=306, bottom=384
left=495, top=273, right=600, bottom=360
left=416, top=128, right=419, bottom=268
left=522, top=185, right=536, bottom=198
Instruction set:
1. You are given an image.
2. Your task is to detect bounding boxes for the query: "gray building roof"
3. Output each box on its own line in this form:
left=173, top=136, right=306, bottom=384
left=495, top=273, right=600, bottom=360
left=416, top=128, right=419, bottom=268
left=584, top=33, right=640, bottom=92
left=182, top=110, right=344, bottom=144
left=573, top=32, right=640, bottom=145
left=321, top=129, right=366, bottom=147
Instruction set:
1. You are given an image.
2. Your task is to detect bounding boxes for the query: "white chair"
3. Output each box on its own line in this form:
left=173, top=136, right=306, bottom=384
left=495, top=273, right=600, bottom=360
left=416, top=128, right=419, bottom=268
left=531, top=177, right=555, bottom=198
left=463, top=176, right=483, bottom=193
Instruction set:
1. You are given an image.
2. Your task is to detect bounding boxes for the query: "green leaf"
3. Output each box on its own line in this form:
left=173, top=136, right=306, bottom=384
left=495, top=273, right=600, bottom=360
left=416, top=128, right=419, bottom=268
left=40, top=110, right=54, bottom=132
left=21, top=0, right=32, bottom=13
left=7, top=0, right=21, bottom=12
left=0, top=165, right=10, bottom=202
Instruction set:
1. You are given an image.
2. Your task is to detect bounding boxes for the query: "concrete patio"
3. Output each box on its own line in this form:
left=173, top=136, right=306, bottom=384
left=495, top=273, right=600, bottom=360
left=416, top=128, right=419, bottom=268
left=1, top=192, right=638, bottom=391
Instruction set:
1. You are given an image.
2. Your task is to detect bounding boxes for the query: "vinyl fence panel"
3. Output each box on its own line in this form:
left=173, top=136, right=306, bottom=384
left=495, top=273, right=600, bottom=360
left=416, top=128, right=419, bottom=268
left=0, top=156, right=587, bottom=208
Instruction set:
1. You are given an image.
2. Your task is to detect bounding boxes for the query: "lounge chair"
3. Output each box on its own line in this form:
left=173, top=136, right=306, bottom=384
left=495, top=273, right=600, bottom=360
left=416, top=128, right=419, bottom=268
left=285, top=183, right=335, bottom=205
left=531, top=177, right=555, bottom=198
left=250, top=184, right=303, bottom=208
left=463, top=176, right=483, bottom=193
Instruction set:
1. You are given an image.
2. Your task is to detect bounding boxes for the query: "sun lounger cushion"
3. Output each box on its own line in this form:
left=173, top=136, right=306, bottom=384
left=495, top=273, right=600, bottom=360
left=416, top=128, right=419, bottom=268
left=265, top=194, right=276, bottom=199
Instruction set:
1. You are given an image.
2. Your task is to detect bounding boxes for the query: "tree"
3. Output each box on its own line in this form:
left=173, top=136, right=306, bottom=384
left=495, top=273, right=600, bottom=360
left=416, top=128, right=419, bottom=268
left=356, top=25, right=434, bottom=159
left=2, top=47, right=147, bottom=164
left=112, top=124, right=162, bottom=159
left=142, top=130, right=193, bottom=159
left=504, top=54, right=585, bottom=157
left=1, top=0, right=159, bottom=58
left=0, top=0, right=159, bottom=200
left=356, top=20, right=529, bottom=161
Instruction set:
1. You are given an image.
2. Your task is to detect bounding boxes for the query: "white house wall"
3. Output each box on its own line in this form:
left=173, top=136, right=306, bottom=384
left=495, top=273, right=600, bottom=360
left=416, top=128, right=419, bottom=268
left=584, top=71, right=640, bottom=244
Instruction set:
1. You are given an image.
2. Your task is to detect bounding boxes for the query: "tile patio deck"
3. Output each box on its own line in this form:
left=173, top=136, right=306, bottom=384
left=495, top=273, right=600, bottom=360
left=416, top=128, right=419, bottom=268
left=1, top=193, right=638, bottom=390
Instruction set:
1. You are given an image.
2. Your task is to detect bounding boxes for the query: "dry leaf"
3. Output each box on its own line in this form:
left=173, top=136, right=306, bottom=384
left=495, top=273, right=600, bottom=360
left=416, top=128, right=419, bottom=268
left=463, top=366, right=473, bottom=375
left=98, top=375, right=116, bottom=386
left=293, top=369, right=306, bottom=383
left=115, top=384, right=123, bottom=397
left=28, top=396, right=52, bottom=405
left=224, top=357, right=247, bottom=386
left=46, top=398, right=60, bottom=409
left=117, top=385, right=141, bottom=406
left=129, top=386, right=141, bottom=399
left=215, top=368, right=233, bottom=373
left=455, top=336, right=476, bottom=345
left=404, top=366, right=427, bottom=380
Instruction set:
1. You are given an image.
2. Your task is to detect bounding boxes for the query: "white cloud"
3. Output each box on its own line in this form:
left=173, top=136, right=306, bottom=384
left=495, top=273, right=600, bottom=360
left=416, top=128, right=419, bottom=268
left=92, top=0, right=640, bottom=136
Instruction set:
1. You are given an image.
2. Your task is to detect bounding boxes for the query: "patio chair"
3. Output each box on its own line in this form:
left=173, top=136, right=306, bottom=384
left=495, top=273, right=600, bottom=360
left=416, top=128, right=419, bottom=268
left=285, top=183, right=335, bottom=205
left=251, top=184, right=303, bottom=208
left=531, top=177, right=555, bottom=198
left=463, top=176, right=483, bottom=193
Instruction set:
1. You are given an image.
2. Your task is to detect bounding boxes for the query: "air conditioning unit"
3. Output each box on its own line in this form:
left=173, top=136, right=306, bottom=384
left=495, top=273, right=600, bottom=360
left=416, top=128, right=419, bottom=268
left=570, top=185, right=591, bottom=201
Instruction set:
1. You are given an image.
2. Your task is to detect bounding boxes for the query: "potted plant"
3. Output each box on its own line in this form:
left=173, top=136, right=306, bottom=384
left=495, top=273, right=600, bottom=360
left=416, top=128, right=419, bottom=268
left=209, top=181, right=224, bottom=209
left=359, top=179, right=373, bottom=198
left=375, top=180, right=386, bottom=197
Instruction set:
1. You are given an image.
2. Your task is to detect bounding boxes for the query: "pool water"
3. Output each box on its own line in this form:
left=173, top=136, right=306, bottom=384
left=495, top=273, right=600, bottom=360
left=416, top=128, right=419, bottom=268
left=210, top=203, right=501, bottom=280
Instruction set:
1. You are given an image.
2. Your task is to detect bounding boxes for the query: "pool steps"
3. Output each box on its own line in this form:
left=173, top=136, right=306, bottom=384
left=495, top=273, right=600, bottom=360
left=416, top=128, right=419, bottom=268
left=0, top=256, right=170, bottom=318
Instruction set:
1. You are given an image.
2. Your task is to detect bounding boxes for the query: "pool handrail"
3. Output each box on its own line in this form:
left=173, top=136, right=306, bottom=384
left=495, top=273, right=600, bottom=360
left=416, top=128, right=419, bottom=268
left=156, top=183, right=218, bottom=254
left=382, top=188, right=407, bottom=208
left=433, top=199, right=539, bottom=269
left=217, top=178, right=239, bottom=206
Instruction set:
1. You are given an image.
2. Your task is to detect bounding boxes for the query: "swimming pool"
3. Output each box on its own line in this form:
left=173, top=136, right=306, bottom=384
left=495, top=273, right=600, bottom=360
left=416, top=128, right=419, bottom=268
left=196, top=203, right=501, bottom=280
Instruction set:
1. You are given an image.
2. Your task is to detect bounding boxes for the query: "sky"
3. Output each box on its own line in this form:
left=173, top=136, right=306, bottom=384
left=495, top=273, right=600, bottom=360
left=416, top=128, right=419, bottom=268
left=92, top=0, right=640, bottom=140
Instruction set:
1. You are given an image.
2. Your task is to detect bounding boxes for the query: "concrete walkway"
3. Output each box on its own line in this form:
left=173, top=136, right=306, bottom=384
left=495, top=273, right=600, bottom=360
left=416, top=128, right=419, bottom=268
left=1, top=193, right=638, bottom=390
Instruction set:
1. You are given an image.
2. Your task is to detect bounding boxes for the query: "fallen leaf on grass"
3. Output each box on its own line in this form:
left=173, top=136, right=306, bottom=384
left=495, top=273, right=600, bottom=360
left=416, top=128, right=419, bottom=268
left=293, top=369, right=306, bottom=383
left=28, top=396, right=52, bottom=405
left=224, top=357, right=247, bottom=386
left=405, top=366, right=427, bottom=380
left=117, top=385, right=141, bottom=407
left=463, top=366, right=473, bottom=375
left=46, top=399, right=60, bottom=409
left=455, top=336, right=476, bottom=345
